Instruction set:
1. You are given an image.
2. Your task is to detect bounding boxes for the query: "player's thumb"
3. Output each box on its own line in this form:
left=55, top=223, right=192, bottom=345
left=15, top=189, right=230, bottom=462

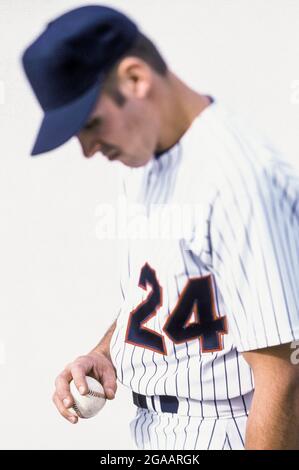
left=101, top=363, right=117, bottom=400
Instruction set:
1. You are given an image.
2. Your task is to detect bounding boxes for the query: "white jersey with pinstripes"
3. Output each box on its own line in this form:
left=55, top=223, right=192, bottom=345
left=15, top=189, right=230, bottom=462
left=110, top=98, right=299, bottom=421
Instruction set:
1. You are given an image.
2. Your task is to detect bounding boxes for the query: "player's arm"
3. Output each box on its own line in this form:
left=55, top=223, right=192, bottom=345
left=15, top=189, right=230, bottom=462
left=242, top=342, right=299, bottom=450
left=52, top=320, right=117, bottom=424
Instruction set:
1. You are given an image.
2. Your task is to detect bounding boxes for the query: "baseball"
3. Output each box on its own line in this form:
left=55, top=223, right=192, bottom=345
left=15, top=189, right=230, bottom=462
left=70, top=376, right=106, bottom=419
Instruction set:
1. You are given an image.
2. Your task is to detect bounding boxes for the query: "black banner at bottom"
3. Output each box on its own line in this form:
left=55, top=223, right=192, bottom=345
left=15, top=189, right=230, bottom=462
left=0, top=449, right=296, bottom=465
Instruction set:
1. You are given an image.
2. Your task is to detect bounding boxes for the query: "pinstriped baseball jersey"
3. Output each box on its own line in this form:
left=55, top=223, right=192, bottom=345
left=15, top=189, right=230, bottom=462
left=110, top=98, right=299, bottom=420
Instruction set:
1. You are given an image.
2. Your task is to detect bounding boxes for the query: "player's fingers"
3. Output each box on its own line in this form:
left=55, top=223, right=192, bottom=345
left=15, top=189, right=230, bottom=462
left=71, top=364, right=90, bottom=396
left=100, top=363, right=117, bottom=399
left=52, top=392, right=78, bottom=424
left=55, top=369, right=74, bottom=407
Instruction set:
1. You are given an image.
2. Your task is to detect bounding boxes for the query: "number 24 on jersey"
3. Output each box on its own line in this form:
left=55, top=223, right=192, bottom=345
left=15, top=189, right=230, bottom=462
left=125, top=263, right=227, bottom=355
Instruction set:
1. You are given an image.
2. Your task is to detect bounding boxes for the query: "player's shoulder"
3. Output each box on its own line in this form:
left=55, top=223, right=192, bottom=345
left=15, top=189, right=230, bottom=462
left=205, top=101, right=299, bottom=209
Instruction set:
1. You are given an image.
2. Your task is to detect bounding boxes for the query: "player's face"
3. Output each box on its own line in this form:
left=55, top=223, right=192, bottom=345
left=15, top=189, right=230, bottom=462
left=76, top=90, right=159, bottom=167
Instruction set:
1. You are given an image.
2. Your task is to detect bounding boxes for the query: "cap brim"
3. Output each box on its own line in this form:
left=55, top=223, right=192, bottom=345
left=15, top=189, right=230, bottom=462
left=30, top=77, right=103, bottom=156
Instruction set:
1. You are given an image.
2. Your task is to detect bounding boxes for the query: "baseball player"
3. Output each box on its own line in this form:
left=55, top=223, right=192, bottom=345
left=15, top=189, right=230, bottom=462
left=22, top=5, right=299, bottom=450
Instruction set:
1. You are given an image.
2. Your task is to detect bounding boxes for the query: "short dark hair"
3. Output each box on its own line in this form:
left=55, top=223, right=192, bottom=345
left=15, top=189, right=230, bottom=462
left=102, top=31, right=168, bottom=106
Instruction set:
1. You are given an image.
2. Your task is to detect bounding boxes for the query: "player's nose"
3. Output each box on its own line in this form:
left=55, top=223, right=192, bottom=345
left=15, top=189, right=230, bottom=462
left=77, top=135, right=102, bottom=158
left=84, top=144, right=102, bottom=158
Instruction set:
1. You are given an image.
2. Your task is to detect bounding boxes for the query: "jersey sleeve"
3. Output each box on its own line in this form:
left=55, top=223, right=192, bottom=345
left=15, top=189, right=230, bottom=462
left=209, top=159, right=299, bottom=352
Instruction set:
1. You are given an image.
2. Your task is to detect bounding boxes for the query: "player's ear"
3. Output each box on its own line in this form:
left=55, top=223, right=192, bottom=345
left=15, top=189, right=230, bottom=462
left=116, top=57, right=152, bottom=99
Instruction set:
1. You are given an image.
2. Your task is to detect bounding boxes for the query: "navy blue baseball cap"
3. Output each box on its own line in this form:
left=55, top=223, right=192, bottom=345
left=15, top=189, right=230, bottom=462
left=22, top=5, right=138, bottom=156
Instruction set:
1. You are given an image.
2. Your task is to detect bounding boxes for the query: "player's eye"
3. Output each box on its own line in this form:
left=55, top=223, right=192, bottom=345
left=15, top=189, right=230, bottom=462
left=83, top=117, right=102, bottom=131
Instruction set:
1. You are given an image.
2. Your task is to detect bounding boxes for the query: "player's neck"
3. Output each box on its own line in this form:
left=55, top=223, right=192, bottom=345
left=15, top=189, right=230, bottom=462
left=155, top=72, right=211, bottom=154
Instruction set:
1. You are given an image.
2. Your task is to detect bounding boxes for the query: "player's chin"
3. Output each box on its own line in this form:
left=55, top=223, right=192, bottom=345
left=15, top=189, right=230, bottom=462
left=120, top=154, right=152, bottom=168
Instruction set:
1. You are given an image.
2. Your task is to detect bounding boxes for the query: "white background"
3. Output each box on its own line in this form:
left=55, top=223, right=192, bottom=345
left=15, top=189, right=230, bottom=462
left=0, top=0, right=299, bottom=449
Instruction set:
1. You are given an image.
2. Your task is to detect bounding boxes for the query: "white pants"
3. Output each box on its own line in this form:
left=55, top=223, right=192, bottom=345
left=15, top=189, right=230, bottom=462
left=130, top=408, right=248, bottom=450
